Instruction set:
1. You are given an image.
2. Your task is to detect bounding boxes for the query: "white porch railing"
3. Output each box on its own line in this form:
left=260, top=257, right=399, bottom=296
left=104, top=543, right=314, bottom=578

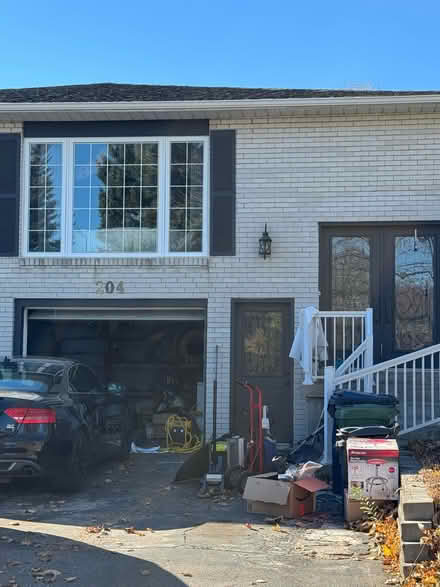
left=311, top=308, right=374, bottom=381
left=322, top=342, right=440, bottom=463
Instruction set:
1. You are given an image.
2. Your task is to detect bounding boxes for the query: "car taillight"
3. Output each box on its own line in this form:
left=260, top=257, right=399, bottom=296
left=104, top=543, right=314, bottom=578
left=5, top=408, right=56, bottom=424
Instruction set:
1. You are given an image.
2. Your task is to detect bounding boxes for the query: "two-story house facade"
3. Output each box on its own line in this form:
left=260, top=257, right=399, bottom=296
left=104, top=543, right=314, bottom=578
left=1, top=83, right=440, bottom=445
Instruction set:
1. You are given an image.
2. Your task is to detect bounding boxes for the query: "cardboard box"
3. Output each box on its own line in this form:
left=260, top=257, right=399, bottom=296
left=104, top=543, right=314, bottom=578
left=346, top=438, right=399, bottom=501
left=344, top=489, right=388, bottom=522
left=243, top=473, right=329, bottom=518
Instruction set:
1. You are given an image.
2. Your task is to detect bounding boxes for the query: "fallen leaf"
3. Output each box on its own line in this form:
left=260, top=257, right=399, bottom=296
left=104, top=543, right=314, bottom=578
left=252, top=581, right=267, bottom=585
left=86, top=526, right=103, bottom=534
left=140, top=570, right=151, bottom=576
left=7, top=560, right=21, bottom=567
left=64, top=578, right=77, bottom=583
left=21, top=539, right=32, bottom=546
left=125, top=527, right=145, bottom=536
left=183, top=573, right=193, bottom=577
left=271, top=523, right=287, bottom=534
left=9, top=522, right=20, bottom=526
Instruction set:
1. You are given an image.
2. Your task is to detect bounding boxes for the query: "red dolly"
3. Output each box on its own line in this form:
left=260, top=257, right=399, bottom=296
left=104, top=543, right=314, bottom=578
left=237, top=381, right=264, bottom=475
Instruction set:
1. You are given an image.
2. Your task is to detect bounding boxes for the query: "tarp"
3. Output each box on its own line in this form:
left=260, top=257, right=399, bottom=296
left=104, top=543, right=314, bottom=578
left=290, top=306, right=328, bottom=384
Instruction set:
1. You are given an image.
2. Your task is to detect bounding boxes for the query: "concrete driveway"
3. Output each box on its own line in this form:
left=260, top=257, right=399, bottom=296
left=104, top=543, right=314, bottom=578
left=0, top=454, right=386, bottom=586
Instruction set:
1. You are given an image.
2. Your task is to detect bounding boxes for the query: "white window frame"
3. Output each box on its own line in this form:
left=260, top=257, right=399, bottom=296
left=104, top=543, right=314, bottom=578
left=22, top=136, right=210, bottom=258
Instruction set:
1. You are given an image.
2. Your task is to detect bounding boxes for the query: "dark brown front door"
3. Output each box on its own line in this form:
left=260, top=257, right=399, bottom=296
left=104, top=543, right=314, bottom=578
left=232, top=300, right=293, bottom=443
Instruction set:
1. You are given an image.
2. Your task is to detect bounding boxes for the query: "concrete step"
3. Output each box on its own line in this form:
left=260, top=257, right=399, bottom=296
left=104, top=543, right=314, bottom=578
left=401, top=541, right=432, bottom=563
left=398, top=504, right=432, bottom=542
left=400, top=476, right=434, bottom=521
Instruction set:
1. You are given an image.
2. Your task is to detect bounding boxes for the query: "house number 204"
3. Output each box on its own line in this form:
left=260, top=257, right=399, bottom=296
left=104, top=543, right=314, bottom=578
left=96, top=281, right=125, bottom=295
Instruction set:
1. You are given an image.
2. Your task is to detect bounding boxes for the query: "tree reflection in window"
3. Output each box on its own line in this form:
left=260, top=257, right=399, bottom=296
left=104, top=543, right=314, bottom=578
left=243, top=311, right=282, bottom=375
left=395, top=236, right=434, bottom=351
left=331, top=236, right=370, bottom=311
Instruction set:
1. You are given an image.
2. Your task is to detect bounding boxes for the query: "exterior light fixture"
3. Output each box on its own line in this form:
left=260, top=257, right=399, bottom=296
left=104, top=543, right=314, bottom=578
left=258, top=224, right=272, bottom=259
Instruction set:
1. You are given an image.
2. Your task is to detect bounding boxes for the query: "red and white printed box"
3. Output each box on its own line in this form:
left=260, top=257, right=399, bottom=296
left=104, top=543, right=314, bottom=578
left=346, top=438, right=399, bottom=501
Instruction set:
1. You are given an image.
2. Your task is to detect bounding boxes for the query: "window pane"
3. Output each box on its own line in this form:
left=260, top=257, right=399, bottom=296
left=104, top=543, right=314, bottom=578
left=142, top=144, right=158, bottom=165
left=171, top=143, right=187, bottom=164
left=75, top=144, right=91, bottom=165
left=72, top=231, right=88, bottom=253
left=125, top=144, right=141, bottom=165
left=142, top=188, right=157, bottom=208
left=70, top=142, right=159, bottom=254
left=28, top=142, right=62, bottom=253
left=170, top=187, right=186, bottom=208
left=141, top=209, right=157, bottom=229
left=74, top=188, right=90, bottom=208
left=186, top=231, right=202, bottom=252
left=90, top=209, right=106, bottom=230
left=29, top=209, right=45, bottom=230
left=168, top=142, right=204, bottom=253
left=140, top=229, right=157, bottom=252
left=73, top=210, right=90, bottom=230
left=125, top=187, right=140, bottom=208
left=108, top=144, right=124, bottom=164
left=170, top=209, right=185, bottom=230
left=124, top=209, right=140, bottom=228
left=188, top=142, right=203, bottom=164
left=142, top=166, right=157, bottom=187
left=243, top=311, right=282, bottom=375
left=47, top=144, right=62, bottom=165
left=30, top=188, right=45, bottom=208
left=331, top=236, right=370, bottom=311
left=108, top=210, right=123, bottom=228
left=395, top=236, right=434, bottom=351
left=169, top=231, right=185, bottom=252
left=92, top=164, right=107, bottom=187
left=74, top=166, right=91, bottom=187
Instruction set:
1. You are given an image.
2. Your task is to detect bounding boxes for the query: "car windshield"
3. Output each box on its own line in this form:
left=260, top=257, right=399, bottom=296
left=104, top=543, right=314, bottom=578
left=0, top=360, right=63, bottom=393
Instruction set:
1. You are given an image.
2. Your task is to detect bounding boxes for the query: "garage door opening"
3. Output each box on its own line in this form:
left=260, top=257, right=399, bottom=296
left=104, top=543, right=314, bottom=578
left=25, top=308, right=205, bottom=446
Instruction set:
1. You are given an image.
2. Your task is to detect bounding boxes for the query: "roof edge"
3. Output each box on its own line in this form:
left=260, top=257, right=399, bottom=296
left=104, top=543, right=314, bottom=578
left=2, top=93, right=440, bottom=113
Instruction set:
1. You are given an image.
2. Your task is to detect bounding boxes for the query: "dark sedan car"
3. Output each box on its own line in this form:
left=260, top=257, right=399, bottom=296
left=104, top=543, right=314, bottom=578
left=0, top=357, right=131, bottom=490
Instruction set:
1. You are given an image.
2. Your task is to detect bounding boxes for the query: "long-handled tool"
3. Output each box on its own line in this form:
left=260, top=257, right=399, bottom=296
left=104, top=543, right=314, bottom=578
left=203, top=345, right=224, bottom=489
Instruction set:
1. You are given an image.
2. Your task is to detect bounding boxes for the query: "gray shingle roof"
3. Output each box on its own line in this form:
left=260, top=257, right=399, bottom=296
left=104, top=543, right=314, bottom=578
left=0, top=83, right=438, bottom=103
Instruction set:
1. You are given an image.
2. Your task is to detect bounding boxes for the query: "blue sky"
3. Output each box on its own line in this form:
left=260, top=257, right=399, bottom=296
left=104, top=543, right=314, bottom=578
left=1, top=0, right=439, bottom=91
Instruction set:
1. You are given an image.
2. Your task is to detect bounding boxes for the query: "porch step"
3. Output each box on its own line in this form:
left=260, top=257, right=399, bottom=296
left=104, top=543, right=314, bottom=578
left=399, top=475, right=434, bottom=580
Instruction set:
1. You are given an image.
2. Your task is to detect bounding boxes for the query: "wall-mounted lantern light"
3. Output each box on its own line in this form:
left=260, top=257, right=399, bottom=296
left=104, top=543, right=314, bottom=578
left=258, top=224, right=272, bottom=259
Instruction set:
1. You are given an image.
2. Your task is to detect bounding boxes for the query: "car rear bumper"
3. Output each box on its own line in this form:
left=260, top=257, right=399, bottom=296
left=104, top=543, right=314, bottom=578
left=0, top=459, right=43, bottom=478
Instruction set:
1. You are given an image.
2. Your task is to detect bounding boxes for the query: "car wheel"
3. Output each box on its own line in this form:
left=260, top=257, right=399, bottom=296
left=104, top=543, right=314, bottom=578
left=49, top=434, right=86, bottom=492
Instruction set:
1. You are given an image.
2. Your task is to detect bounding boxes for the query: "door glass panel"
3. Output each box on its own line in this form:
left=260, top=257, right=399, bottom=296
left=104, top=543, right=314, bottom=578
left=242, top=311, right=282, bottom=375
left=331, top=237, right=370, bottom=310
left=395, top=236, right=434, bottom=351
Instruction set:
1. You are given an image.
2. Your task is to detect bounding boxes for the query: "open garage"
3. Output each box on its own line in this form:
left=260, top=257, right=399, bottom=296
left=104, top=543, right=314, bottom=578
left=14, top=300, right=206, bottom=446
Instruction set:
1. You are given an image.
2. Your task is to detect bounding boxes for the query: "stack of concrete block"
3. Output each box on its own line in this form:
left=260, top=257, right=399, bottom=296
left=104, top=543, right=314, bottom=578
left=399, top=474, right=434, bottom=579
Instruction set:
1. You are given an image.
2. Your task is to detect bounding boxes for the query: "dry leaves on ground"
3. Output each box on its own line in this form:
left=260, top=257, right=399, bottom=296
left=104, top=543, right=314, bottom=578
left=375, top=516, right=400, bottom=575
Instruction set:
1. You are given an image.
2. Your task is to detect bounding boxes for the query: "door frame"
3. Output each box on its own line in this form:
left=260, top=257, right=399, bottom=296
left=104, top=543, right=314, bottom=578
left=320, top=222, right=440, bottom=362
left=230, top=298, right=294, bottom=441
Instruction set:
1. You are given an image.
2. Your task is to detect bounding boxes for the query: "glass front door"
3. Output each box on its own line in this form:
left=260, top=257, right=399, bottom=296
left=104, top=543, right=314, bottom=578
left=321, top=225, right=439, bottom=362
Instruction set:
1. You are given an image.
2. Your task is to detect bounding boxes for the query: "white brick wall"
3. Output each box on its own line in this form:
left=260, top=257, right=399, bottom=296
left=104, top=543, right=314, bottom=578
left=3, top=112, right=440, bottom=442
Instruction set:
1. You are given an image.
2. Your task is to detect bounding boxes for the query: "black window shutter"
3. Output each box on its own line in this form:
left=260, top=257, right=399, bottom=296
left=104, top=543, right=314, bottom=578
left=210, top=130, right=236, bottom=256
left=0, top=134, right=20, bottom=256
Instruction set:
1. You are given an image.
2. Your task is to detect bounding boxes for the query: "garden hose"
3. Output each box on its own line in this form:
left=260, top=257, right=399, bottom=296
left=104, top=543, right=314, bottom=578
left=165, top=415, right=201, bottom=454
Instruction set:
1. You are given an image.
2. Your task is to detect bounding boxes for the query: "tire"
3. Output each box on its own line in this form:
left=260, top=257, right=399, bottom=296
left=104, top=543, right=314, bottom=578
left=48, top=435, right=86, bottom=493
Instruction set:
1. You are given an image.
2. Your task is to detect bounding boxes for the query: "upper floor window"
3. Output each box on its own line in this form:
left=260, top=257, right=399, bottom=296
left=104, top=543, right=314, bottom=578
left=24, top=137, right=208, bottom=256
